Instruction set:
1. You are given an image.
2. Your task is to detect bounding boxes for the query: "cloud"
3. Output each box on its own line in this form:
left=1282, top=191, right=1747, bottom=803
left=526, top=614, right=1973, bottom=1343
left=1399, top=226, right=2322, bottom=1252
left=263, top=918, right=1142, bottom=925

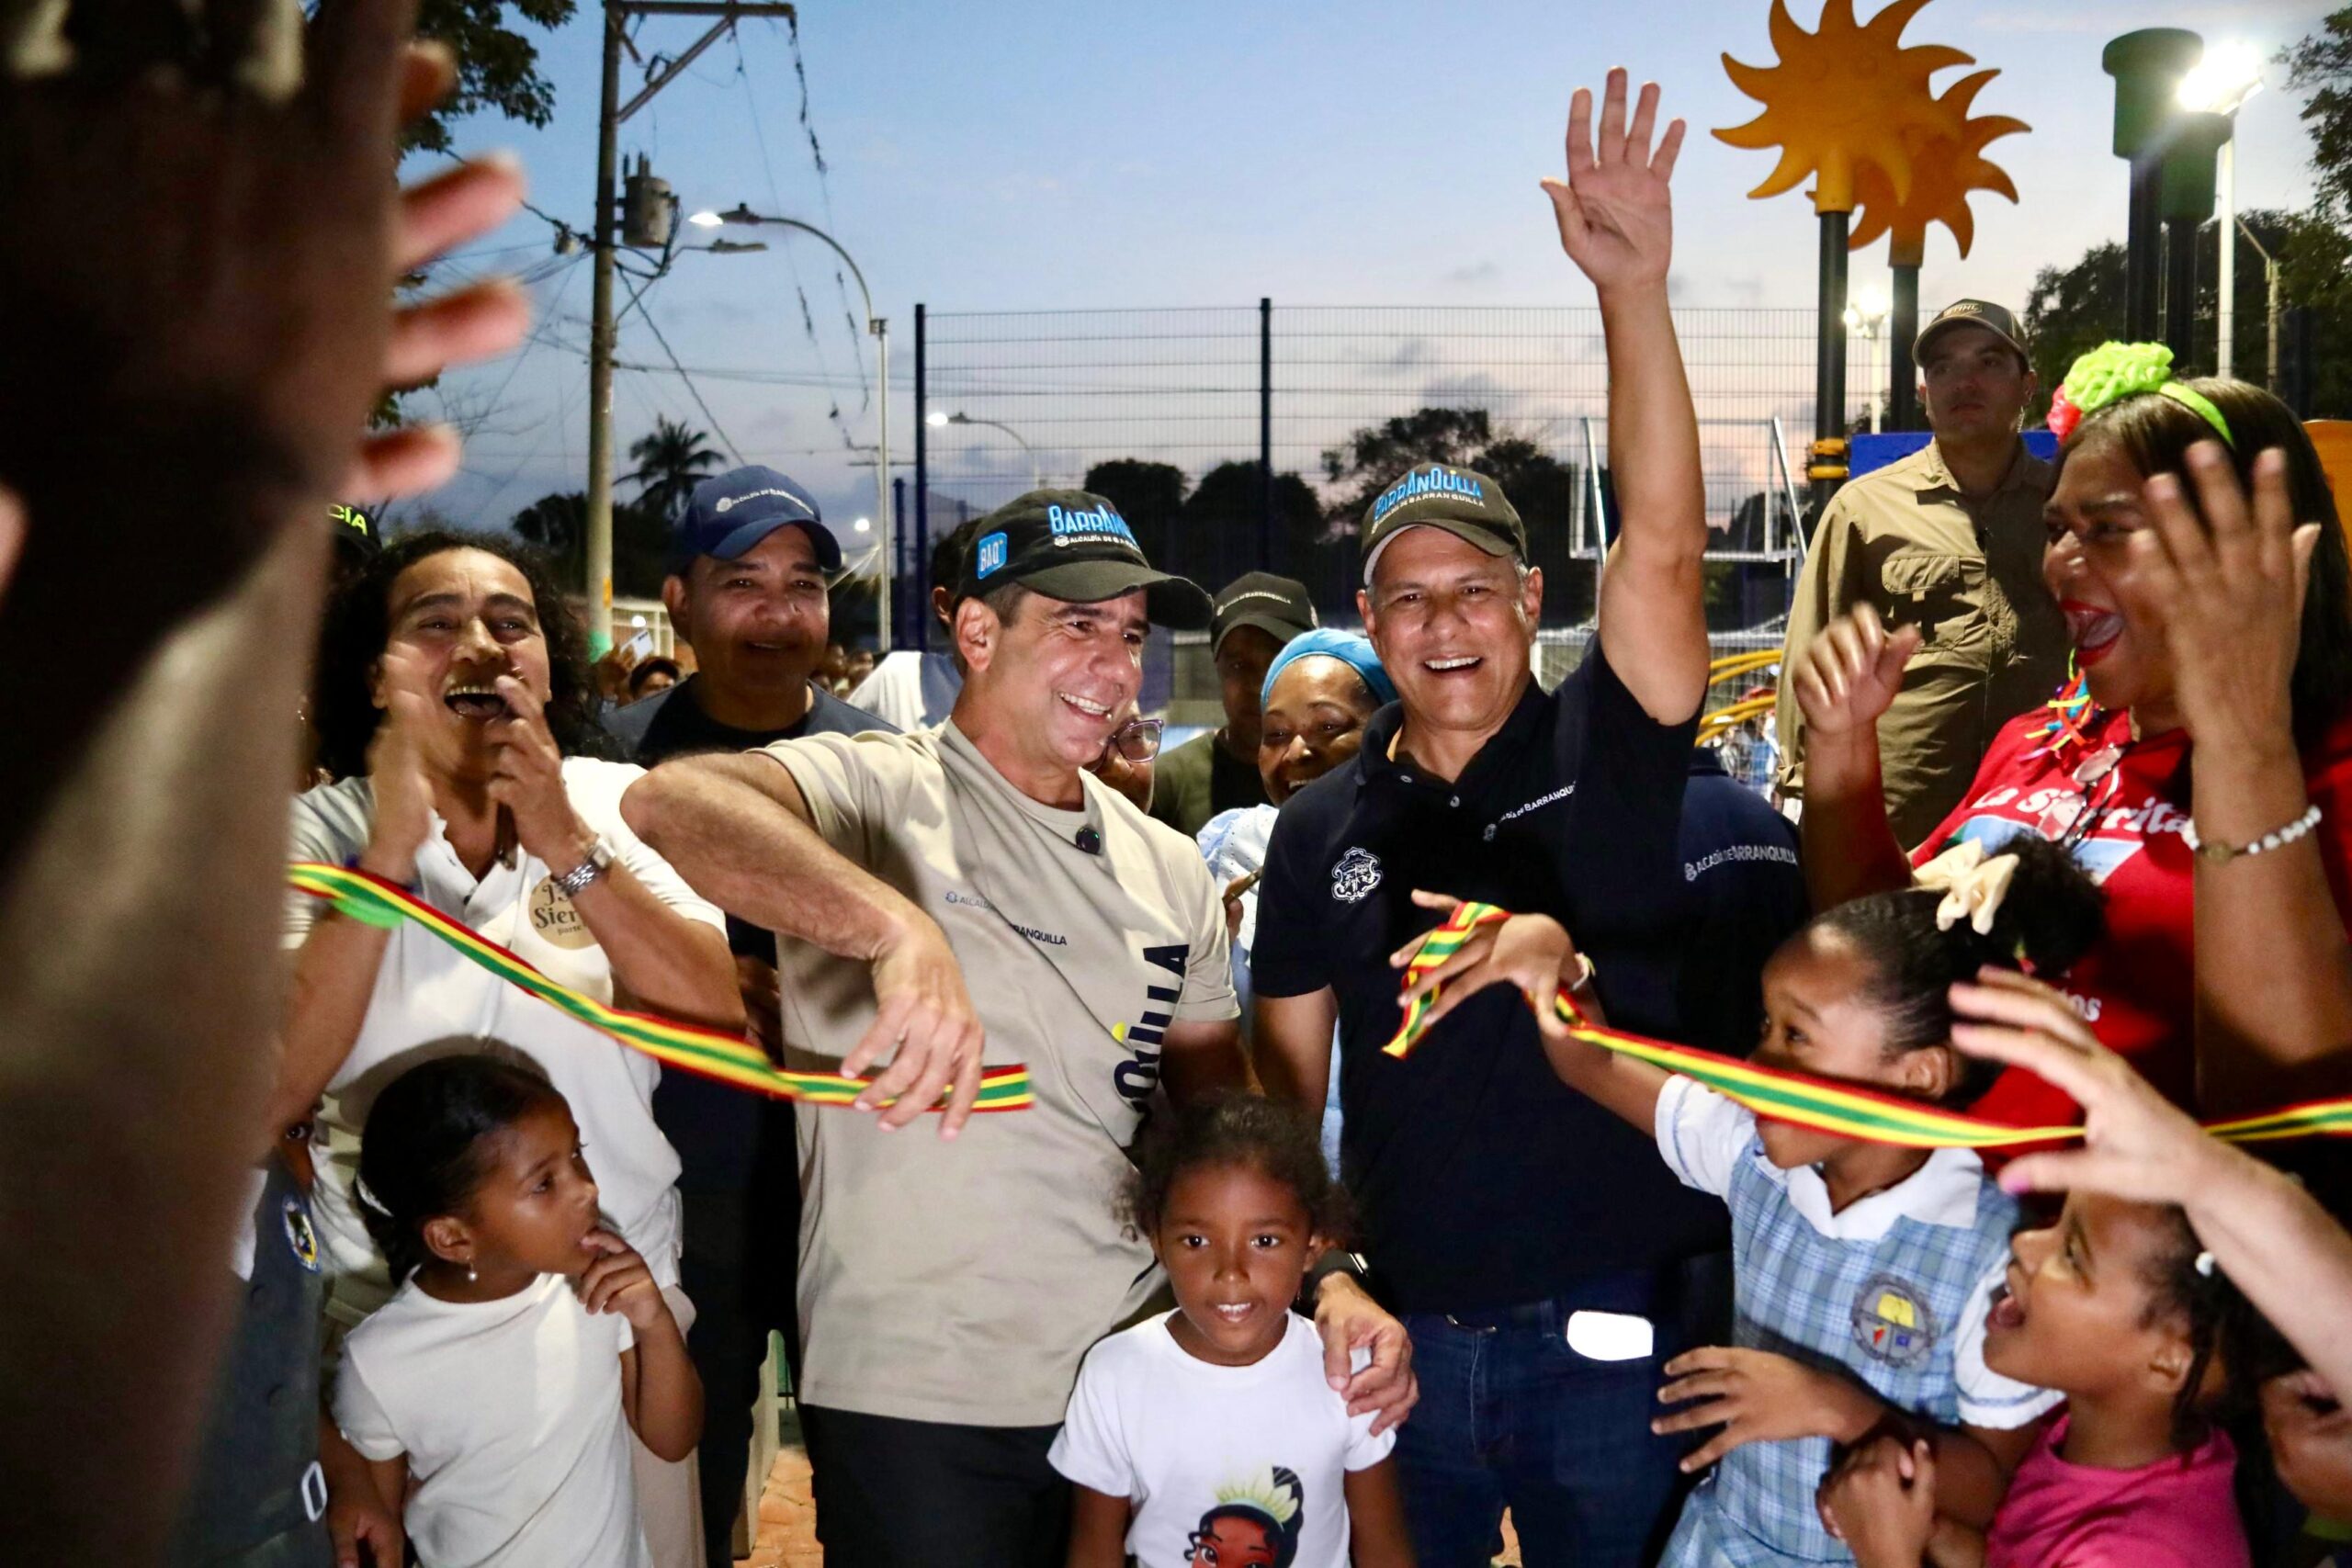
left=1442, top=259, right=1501, bottom=288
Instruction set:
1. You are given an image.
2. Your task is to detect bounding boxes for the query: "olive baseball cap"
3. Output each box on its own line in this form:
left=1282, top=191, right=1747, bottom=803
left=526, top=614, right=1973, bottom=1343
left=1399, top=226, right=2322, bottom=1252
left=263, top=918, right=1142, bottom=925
left=958, top=489, right=1213, bottom=629
left=1914, top=299, right=2030, bottom=367
left=1211, top=571, right=1317, bottom=653
left=1359, top=461, right=1527, bottom=584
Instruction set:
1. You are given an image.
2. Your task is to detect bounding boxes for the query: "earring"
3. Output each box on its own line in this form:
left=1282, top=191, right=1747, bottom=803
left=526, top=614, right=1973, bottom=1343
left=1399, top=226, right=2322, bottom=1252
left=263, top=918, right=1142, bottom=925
left=466, top=1263, right=477, bottom=1283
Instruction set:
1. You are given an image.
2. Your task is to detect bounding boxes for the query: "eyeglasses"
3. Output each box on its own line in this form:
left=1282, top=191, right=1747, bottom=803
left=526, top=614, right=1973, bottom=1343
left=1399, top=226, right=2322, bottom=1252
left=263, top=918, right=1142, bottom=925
left=1102, top=716, right=1163, bottom=764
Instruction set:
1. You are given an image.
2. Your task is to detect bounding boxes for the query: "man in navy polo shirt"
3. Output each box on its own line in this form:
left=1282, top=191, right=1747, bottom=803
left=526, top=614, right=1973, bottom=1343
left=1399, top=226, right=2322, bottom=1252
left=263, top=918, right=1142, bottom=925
left=1251, top=72, right=1716, bottom=1566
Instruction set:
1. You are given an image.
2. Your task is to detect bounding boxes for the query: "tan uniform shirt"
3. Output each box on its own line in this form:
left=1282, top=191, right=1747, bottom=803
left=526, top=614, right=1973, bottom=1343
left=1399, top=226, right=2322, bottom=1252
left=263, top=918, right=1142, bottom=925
left=1776, top=441, right=2067, bottom=850
left=765, top=721, right=1238, bottom=1427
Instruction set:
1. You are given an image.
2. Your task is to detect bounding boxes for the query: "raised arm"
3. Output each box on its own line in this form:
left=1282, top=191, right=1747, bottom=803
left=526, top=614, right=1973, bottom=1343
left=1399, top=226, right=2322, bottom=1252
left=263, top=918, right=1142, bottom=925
left=620, top=751, right=987, bottom=1134
left=0, top=13, right=524, bottom=1557
left=1542, top=69, right=1708, bottom=725
left=2120, top=444, right=2352, bottom=1111
left=1792, top=605, right=1923, bottom=908
left=1952, top=970, right=2352, bottom=1398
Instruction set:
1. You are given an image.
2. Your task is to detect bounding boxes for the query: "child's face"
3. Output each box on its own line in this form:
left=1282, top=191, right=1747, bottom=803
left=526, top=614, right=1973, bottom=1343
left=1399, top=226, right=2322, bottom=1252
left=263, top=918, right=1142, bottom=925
left=439, top=1100, right=605, bottom=1280
left=1982, top=1190, right=2192, bottom=1400
left=1152, top=1160, right=1321, bottom=1369
left=1751, top=928, right=1946, bottom=1169
left=1188, top=1516, right=1280, bottom=1566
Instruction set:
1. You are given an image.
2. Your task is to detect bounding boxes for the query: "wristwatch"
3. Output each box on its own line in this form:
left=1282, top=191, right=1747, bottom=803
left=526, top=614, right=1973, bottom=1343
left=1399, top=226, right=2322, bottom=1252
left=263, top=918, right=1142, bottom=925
left=552, top=836, right=615, bottom=897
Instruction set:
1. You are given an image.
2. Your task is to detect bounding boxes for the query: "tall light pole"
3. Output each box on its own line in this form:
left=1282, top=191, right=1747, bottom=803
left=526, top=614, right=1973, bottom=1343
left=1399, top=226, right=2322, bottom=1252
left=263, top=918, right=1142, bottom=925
left=925, top=410, right=1041, bottom=489
left=1842, top=286, right=1891, bottom=435
left=690, top=205, right=893, bottom=647
left=2177, top=43, right=2263, bottom=378
left=584, top=1, right=797, bottom=654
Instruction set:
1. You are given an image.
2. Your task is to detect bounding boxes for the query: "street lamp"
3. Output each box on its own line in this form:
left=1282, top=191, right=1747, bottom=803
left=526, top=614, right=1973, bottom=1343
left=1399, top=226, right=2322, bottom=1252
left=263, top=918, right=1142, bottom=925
left=690, top=205, right=897, bottom=647
left=1843, top=285, right=1892, bottom=435
left=924, top=409, right=1043, bottom=490
left=2177, top=43, right=2265, bottom=380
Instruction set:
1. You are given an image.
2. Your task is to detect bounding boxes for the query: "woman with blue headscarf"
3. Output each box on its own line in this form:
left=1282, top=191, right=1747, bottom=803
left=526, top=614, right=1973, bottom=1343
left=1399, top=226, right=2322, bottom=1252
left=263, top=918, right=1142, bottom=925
left=1197, top=630, right=1397, bottom=1168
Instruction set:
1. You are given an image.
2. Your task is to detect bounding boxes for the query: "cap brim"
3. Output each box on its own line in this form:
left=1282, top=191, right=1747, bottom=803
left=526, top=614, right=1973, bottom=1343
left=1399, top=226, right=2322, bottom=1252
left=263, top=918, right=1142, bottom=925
left=1913, top=318, right=2028, bottom=367
left=695, top=516, right=844, bottom=573
left=1215, top=611, right=1316, bottom=652
left=1362, top=519, right=1519, bottom=583
left=1020, top=559, right=1215, bottom=629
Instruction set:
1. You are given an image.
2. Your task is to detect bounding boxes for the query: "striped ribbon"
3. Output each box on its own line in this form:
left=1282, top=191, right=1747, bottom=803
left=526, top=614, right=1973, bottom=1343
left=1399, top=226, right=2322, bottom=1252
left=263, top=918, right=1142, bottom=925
left=1384, top=900, right=2352, bottom=1148
left=289, top=863, right=1033, bottom=1113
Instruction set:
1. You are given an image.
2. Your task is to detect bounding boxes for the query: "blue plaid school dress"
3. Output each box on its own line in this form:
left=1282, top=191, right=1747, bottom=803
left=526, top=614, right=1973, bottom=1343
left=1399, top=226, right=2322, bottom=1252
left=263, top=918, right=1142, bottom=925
left=1660, top=1090, right=2028, bottom=1566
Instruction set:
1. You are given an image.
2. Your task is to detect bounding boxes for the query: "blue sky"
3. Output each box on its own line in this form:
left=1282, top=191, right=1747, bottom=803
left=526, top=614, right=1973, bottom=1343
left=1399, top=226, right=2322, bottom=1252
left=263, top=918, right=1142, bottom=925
left=413, top=0, right=2338, bottom=539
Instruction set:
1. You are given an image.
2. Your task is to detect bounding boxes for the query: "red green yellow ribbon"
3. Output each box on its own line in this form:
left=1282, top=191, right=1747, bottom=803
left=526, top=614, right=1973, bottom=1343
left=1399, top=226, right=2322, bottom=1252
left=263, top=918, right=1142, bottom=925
left=289, top=862, right=1033, bottom=1113
left=1385, top=900, right=2352, bottom=1148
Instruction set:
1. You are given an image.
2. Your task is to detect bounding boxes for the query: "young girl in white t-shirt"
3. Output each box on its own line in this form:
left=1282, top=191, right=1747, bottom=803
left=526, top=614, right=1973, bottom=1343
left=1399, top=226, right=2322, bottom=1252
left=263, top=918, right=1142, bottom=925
left=331, top=1054, right=703, bottom=1568
left=1051, top=1093, right=1413, bottom=1568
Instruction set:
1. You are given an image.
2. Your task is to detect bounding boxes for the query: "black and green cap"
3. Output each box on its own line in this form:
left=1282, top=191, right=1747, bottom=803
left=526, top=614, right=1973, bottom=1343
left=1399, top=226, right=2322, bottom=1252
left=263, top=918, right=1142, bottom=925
left=1359, top=461, right=1526, bottom=584
left=958, top=489, right=1213, bottom=629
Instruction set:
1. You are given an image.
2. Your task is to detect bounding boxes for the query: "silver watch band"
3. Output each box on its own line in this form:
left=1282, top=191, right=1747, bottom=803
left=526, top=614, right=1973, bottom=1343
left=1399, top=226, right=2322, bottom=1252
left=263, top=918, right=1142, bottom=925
left=552, top=837, right=613, bottom=897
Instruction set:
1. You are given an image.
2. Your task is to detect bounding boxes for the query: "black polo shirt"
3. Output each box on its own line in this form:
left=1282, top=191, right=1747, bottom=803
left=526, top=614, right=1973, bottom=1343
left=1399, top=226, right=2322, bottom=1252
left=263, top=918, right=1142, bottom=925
left=1253, top=645, right=1726, bottom=1314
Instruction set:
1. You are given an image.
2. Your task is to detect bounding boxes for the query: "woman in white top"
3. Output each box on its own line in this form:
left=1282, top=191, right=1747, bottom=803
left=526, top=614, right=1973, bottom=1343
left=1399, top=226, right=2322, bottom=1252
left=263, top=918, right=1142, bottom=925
left=278, top=532, right=741, bottom=1568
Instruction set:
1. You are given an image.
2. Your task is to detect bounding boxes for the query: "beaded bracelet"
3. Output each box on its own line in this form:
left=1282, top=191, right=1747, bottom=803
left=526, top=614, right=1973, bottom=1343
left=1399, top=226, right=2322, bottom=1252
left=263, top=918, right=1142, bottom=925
left=2183, top=803, right=2324, bottom=865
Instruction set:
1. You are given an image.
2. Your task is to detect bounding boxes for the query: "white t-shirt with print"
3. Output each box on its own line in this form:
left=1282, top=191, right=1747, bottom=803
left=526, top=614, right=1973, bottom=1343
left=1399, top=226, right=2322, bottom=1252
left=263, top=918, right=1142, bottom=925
left=286, top=758, right=725, bottom=1288
left=334, top=1272, right=648, bottom=1568
left=1049, top=1311, right=1393, bottom=1568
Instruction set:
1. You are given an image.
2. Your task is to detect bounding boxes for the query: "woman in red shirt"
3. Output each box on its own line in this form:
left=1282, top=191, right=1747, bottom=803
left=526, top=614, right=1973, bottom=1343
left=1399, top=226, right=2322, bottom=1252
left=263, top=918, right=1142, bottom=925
left=1792, top=349, right=2352, bottom=1123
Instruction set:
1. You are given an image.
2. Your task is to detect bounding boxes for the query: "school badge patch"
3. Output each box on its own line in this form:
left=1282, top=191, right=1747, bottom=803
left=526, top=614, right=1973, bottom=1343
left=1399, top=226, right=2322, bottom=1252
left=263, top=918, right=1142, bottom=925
left=1331, top=847, right=1383, bottom=905
left=282, top=1196, right=322, bottom=1273
left=1850, top=1273, right=1934, bottom=1367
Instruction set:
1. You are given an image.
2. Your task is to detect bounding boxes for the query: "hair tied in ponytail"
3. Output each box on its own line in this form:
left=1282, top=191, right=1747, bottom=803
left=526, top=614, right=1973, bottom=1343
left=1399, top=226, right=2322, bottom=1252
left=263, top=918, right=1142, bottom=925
left=1912, top=842, right=2020, bottom=938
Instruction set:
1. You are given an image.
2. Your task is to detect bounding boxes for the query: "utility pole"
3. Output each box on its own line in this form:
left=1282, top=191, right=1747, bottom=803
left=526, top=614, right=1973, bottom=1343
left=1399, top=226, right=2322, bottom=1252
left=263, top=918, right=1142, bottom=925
left=584, top=0, right=796, bottom=653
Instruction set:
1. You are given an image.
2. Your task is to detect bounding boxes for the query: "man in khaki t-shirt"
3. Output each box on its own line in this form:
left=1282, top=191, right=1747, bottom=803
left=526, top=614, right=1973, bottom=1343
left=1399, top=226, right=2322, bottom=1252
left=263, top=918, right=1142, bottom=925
left=623, top=489, right=1418, bottom=1568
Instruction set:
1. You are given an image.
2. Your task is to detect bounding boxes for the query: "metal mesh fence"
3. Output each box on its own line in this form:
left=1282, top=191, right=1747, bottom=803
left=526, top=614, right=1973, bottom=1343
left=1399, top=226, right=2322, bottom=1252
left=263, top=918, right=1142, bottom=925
left=916, top=302, right=1876, bottom=719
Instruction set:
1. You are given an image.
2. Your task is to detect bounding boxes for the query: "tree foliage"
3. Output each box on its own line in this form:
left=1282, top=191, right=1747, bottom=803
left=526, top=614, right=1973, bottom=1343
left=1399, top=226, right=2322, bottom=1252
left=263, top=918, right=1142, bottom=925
left=2286, top=6, right=2352, bottom=219
left=1082, top=458, right=1188, bottom=567
left=626, top=417, right=723, bottom=525
left=406, top=0, right=578, bottom=157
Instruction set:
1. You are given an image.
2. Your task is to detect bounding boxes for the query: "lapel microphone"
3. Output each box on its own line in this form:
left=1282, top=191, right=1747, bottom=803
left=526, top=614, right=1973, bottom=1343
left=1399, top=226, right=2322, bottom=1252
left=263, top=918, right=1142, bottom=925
left=1075, top=826, right=1103, bottom=855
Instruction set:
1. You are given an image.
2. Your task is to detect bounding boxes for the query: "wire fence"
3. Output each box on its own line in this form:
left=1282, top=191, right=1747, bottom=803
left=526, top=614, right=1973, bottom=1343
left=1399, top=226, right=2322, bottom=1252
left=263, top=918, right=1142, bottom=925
left=909, top=303, right=1881, bottom=627
left=906, top=301, right=1881, bottom=715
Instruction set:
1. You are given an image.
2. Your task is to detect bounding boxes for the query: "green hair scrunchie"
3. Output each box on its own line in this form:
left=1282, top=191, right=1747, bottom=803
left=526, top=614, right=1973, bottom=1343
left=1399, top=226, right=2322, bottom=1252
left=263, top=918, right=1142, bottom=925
left=2046, top=341, right=2233, bottom=446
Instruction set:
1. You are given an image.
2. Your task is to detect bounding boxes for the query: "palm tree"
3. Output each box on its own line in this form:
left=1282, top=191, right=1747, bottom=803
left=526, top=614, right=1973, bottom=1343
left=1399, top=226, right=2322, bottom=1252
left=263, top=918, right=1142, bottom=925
left=626, top=417, right=723, bottom=523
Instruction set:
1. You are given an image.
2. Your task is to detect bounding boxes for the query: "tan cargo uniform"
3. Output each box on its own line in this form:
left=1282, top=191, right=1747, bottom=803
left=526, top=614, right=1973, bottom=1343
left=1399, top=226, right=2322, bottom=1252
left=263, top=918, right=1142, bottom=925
left=1776, top=441, right=2068, bottom=850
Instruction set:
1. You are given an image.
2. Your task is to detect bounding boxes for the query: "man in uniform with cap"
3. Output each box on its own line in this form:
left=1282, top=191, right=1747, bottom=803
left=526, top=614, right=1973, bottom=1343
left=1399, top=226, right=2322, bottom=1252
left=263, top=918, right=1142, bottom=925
left=620, top=490, right=1416, bottom=1567
left=605, top=464, right=891, bottom=1568
left=1148, top=570, right=1319, bottom=837
left=1250, top=71, right=1718, bottom=1564
left=1776, top=299, right=2068, bottom=846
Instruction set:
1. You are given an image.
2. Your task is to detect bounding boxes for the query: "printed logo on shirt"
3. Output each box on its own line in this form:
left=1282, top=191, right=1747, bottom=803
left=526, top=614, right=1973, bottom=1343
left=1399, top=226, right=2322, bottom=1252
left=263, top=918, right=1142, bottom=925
left=1187, top=1465, right=1306, bottom=1567
left=282, top=1196, right=322, bottom=1273
left=529, top=877, right=598, bottom=950
left=1943, top=791, right=2186, bottom=886
left=1331, top=847, right=1383, bottom=904
left=1850, top=1273, right=1937, bottom=1368
left=1684, top=842, right=1801, bottom=882
left=1112, top=942, right=1191, bottom=1107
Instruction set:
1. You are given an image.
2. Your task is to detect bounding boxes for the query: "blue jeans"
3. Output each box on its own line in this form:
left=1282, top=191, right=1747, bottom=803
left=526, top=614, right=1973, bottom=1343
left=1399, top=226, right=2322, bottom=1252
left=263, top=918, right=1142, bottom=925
left=1394, top=1273, right=1691, bottom=1568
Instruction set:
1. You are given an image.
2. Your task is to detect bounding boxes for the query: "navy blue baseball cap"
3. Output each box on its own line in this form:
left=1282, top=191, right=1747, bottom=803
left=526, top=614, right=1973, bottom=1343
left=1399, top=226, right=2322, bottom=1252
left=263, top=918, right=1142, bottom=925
left=670, top=466, right=842, bottom=574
